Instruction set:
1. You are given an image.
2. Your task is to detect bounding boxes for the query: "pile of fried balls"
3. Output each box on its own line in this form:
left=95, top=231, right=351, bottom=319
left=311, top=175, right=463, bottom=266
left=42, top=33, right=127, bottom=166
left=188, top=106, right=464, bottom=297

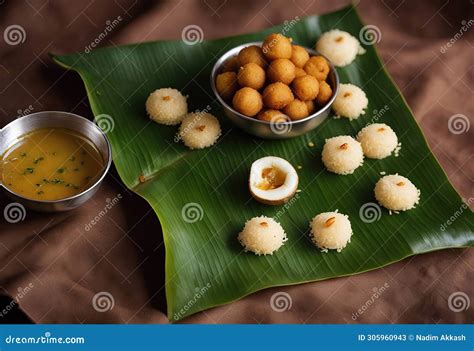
left=215, top=33, right=334, bottom=122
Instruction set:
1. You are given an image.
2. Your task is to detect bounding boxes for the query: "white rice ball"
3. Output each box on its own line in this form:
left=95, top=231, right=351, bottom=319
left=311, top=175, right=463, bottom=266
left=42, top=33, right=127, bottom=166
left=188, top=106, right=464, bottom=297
left=374, top=174, right=420, bottom=212
left=316, top=29, right=364, bottom=67
left=146, top=88, right=187, bottom=125
left=238, top=216, right=287, bottom=255
left=179, top=112, right=221, bottom=150
left=322, top=135, right=364, bottom=175
left=332, top=83, right=368, bottom=120
left=357, top=123, right=398, bottom=159
left=310, top=211, right=353, bottom=252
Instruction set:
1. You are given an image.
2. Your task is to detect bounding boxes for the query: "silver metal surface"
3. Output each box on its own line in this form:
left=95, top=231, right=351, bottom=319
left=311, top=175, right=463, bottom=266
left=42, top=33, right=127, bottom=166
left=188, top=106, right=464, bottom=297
left=0, top=111, right=112, bottom=212
left=210, top=41, right=340, bottom=139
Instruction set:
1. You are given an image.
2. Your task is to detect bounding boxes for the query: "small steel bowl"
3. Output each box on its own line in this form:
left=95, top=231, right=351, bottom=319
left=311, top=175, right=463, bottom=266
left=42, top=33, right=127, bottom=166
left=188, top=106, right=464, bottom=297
left=0, top=111, right=112, bottom=212
left=210, top=41, right=339, bottom=139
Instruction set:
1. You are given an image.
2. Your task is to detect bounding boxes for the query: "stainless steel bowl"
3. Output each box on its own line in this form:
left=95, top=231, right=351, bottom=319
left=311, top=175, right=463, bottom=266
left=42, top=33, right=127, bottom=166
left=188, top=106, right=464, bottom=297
left=0, top=111, right=112, bottom=212
left=210, top=41, right=339, bottom=139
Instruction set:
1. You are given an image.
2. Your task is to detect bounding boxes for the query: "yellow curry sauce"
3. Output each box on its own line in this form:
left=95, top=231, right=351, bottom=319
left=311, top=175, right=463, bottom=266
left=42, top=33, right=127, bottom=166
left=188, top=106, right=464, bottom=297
left=0, top=128, right=104, bottom=201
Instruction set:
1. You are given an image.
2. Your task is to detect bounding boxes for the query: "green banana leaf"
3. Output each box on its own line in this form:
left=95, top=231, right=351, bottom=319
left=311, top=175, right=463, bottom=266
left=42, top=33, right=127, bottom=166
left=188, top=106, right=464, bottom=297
left=52, top=4, right=473, bottom=321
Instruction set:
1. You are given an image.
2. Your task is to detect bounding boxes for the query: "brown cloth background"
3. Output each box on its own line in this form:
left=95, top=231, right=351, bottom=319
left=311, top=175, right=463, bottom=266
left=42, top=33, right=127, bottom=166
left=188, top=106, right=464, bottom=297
left=0, top=0, right=472, bottom=324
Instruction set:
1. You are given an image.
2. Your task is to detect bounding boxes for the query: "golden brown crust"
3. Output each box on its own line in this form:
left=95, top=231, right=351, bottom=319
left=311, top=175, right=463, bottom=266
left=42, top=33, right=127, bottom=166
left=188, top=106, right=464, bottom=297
left=290, top=45, right=310, bottom=68
left=237, top=63, right=266, bottom=90
left=267, top=59, right=296, bottom=85
left=304, top=56, right=330, bottom=81
left=283, top=99, right=309, bottom=120
left=262, top=33, right=293, bottom=60
left=232, top=87, right=263, bottom=117
left=238, top=45, right=268, bottom=68
left=292, top=75, right=319, bottom=101
left=216, top=72, right=239, bottom=100
left=262, top=82, right=294, bottom=109
left=315, top=80, right=333, bottom=106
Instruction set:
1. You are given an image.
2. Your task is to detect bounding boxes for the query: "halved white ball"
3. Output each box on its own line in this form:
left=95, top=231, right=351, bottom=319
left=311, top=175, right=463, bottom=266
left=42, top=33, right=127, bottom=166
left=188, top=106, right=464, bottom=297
left=249, top=156, right=299, bottom=206
left=238, top=216, right=287, bottom=255
left=357, top=123, right=398, bottom=159
left=322, top=135, right=364, bottom=175
left=374, top=174, right=420, bottom=212
left=179, top=112, right=221, bottom=150
left=146, top=88, right=188, bottom=125
left=316, top=29, right=364, bottom=67
left=310, top=211, right=353, bottom=252
left=332, top=83, right=368, bottom=120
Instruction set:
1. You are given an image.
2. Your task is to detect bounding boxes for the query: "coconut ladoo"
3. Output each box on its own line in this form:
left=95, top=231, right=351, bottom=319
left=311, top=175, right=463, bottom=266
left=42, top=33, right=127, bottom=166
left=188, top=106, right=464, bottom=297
left=262, top=33, right=293, bottom=60
left=292, top=75, right=319, bottom=101
left=374, top=174, right=420, bottom=212
left=238, top=45, right=268, bottom=68
left=232, top=87, right=263, bottom=117
left=237, top=63, right=266, bottom=90
left=316, top=29, right=365, bottom=67
left=222, top=55, right=240, bottom=72
left=257, top=109, right=289, bottom=123
left=290, top=45, right=310, bottom=68
left=249, top=156, right=298, bottom=205
left=267, top=59, right=296, bottom=85
left=321, top=135, right=364, bottom=175
left=179, top=112, right=221, bottom=150
left=215, top=72, right=239, bottom=100
left=304, top=56, right=330, bottom=81
left=145, top=88, right=187, bottom=125
left=310, top=211, right=353, bottom=252
left=332, top=83, right=368, bottom=120
left=283, top=99, right=309, bottom=120
left=357, top=123, right=398, bottom=159
left=238, top=216, right=287, bottom=255
left=262, top=82, right=294, bottom=109
left=315, top=80, right=333, bottom=106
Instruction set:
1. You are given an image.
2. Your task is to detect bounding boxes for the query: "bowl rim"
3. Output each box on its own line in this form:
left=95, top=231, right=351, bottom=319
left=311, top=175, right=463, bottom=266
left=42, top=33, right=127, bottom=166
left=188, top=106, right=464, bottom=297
left=210, top=41, right=340, bottom=126
left=0, top=111, right=112, bottom=204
